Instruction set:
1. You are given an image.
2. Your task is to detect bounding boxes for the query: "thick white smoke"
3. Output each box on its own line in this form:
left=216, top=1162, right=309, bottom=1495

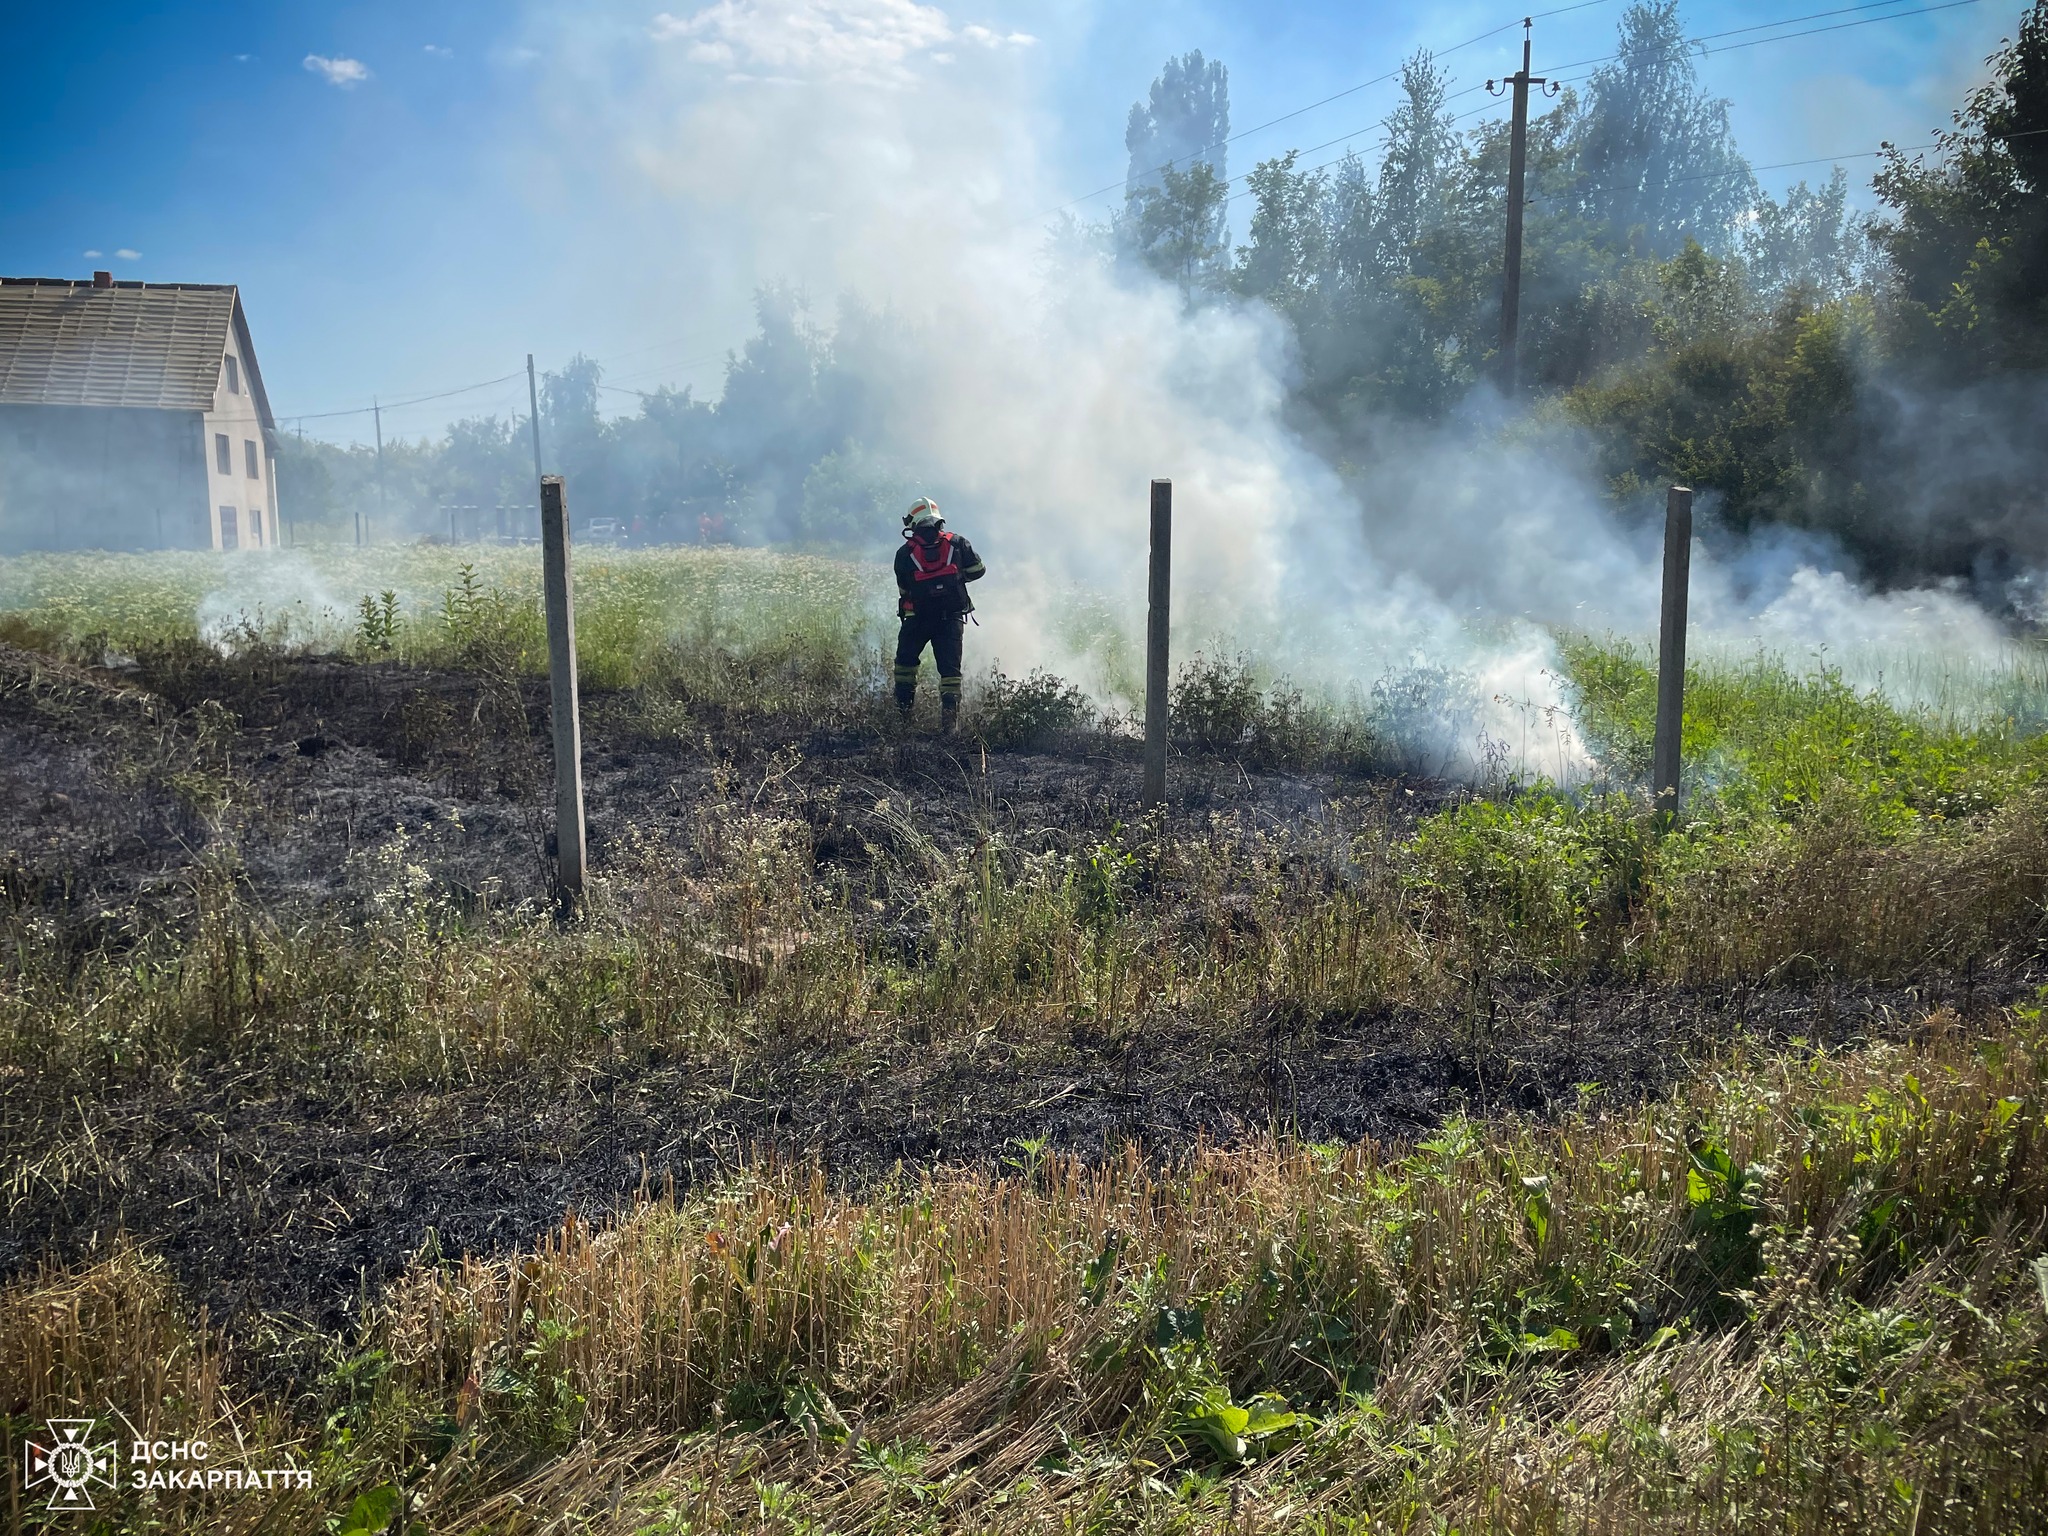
left=507, top=0, right=2030, bottom=775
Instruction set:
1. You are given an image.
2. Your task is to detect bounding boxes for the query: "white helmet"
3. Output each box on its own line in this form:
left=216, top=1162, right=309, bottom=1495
left=904, top=497, right=942, bottom=530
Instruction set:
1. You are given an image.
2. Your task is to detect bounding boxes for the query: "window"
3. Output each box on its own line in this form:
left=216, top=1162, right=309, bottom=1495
left=215, top=433, right=231, bottom=475
left=224, top=355, right=240, bottom=395
left=249, top=508, right=264, bottom=548
left=245, top=439, right=260, bottom=479
left=219, top=506, right=239, bottom=550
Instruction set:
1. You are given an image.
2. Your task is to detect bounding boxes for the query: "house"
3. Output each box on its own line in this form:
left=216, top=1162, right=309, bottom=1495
left=0, top=272, right=279, bottom=552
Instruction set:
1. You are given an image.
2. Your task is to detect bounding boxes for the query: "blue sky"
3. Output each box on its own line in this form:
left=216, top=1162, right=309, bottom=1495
left=0, top=0, right=2021, bottom=444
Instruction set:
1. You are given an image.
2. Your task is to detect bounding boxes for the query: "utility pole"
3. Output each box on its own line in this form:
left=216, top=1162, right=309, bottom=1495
left=1487, top=20, right=1556, bottom=397
left=372, top=396, right=385, bottom=546
left=526, top=354, right=545, bottom=493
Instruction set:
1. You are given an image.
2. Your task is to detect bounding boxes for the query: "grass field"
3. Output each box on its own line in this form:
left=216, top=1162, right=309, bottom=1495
left=3, top=546, right=2047, bottom=1533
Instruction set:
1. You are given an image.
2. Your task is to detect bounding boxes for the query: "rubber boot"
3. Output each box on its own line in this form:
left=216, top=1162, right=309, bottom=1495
left=940, top=705, right=959, bottom=737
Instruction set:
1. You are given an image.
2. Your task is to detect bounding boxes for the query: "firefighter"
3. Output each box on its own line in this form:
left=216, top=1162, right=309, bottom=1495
left=892, top=496, right=986, bottom=732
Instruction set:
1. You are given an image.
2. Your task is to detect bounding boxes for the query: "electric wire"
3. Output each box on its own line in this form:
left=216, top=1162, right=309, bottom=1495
left=1021, top=0, right=1628, bottom=226
left=1189, top=0, right=1978, bottom=214
left=283, top=371, right=523, bottom=426
left=287, top=0, right=1993, bottom=425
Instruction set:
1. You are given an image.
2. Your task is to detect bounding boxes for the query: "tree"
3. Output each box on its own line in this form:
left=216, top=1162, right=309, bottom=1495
left=1574, top=1, right=1755, bottom=258
left=541, top=355, right=605, bottom=474
left=798, top=442, right=915, bottom=552
left=274, top=434, right=339, bottom=536
left=1373, top=52, right=1459, bottom=272
left=1121, top=52, right=1231, bottom=282
left=1125, top=162, right=1232, bottom=300
left=1234, top=151, right=1329, bottom=314
left=437, top=415, right=528, bottom=532
left=1744, top=170, right=1864, bottom=301
left=1872, top=0, right=2048, bottom=372
left=1125, top=50, right=1231, bottom=196
left=715, top=285, right=829, bottom=540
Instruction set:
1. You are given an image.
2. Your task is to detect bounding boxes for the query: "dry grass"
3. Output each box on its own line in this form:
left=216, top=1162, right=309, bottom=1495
left=6, top=1012, right=2044, bottom=1532
left=7, top=559, right=2048, bottom=1531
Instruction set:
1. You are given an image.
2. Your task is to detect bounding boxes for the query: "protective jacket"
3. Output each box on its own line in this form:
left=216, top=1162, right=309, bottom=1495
left=894, top=529, right=986, bottom=617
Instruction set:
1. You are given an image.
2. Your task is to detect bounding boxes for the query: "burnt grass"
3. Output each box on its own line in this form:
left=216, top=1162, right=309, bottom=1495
left=2, top=641, right=2038, bottom=1344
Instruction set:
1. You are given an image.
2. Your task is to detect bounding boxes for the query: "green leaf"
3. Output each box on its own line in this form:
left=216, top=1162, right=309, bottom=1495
left=784, top=1379, right=850, bottom=1445
left=1154, top=1304, right=1205, bottom=1349
left=335, top=1484, right=401, bottom=1536
left=1521, top=1174, right=1552, bottom=1247
left=1519, top=1327, right=1580, bottom=1354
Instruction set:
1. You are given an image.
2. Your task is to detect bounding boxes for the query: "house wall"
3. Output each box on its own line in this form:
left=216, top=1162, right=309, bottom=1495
left=201, top=341, right=274, bottom=550
left=0, top=403, right=210, bottom=553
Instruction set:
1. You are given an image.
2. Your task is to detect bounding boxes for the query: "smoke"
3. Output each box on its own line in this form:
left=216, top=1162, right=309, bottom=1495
left=503, top=0, right=2033, bottom=775
left=196, top=553, right=354, bottom=652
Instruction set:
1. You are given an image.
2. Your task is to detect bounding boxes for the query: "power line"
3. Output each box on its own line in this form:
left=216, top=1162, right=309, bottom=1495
left=1218, top=0, right=1951, bottom=205
left=1537, top=0, right=1979, bottom=84
left=286, top=0, right=1997, bottom=427
left=601, top=345, right=744, bottom=389
left=1697, top=0, right=1980, bottom=52
left=1687, top=0, right=1934, bottom=46
left=1022, top=0, right=1628, bottom=227
left=285, top=370, right=523, bottom=424
left=1590, top=121, right=2048, bottom=190
left=1443, top=0, right=1978, bottom=135
left=1037, top=0, right=1970, bottom=229
left=1200, top=0, right=1979, bottom=217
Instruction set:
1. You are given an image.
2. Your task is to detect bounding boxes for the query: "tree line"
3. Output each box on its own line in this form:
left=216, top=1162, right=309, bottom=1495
left=280, top=0, right=2048, bottom=598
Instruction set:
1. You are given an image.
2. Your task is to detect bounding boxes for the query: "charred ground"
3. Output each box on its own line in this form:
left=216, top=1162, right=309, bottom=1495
left=4, top=639, right=2034, bottom=1344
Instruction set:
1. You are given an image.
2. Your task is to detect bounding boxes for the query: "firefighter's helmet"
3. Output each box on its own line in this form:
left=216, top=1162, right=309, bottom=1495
left=904, top=497, right=943, bottom=531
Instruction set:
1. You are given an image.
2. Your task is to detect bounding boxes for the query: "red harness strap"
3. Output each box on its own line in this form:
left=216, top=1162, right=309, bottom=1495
left=906, top=531, right=960, bottom=582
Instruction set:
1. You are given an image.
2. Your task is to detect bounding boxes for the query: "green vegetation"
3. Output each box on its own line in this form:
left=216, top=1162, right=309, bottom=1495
left=5, top=551, right=2048, bottom=1092
left=262, top=5, right=2048, bottom=593
left=0, top=545, right=885, bottom=695
left=8, top=1018, right=2046, bottom=1531
left=6, top=548, right=2048, bottom=1531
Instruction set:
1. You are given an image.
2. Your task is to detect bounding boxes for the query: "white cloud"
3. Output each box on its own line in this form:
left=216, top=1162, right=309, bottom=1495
left=232, top=53, right=255, bottom=63
left=303, top=54, right=371, bottom=87
left=424, top=43, right=453, bottom=56
left=650, top=0, right=954, bottom=85
left=960, top=23, right=1032, bottom=47
left=114, top=249, right=141, bottom=261
left=82, top=249, right=102, bottom=259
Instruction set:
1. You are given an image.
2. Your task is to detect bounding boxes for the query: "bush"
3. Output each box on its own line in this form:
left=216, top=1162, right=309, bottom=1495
left=1405, top=789, right=1656, bottom=980
left=974, top=667, right=1092, bottom=749
left=1169, top=652, right=1363, bottom=769
left=1170, top=653, right=1263, bottom=749
left=1368, top=663, right=1482, bottom=777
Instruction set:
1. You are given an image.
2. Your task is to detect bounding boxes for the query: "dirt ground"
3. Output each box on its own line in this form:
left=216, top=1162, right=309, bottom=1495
left=3, top=643, right=2033, bottom=1345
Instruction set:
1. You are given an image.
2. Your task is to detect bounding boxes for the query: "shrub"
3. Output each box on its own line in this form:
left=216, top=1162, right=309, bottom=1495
left=1168, top=653, right=1351, bottom=767
left=1170, top=653, right=1263, bottom=749
left=1368, top=663, right=1482, bottom=778
left=974, top=667, right=1092, bottom=749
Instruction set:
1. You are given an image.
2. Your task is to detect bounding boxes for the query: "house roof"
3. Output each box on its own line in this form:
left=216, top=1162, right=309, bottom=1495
left=0, top=278, right=275, bottom=429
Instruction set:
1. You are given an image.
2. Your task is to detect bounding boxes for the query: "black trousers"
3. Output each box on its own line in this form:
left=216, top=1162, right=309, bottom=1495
left=893, top=613, right=965, bottom=709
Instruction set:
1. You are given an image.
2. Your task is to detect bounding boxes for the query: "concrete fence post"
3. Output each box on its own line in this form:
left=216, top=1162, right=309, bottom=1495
left=1143, top=479, right=1172, bottom=808
left=539, top=475, right=587, bottom=903
left=1652, top=485, right=1693, bottom=817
